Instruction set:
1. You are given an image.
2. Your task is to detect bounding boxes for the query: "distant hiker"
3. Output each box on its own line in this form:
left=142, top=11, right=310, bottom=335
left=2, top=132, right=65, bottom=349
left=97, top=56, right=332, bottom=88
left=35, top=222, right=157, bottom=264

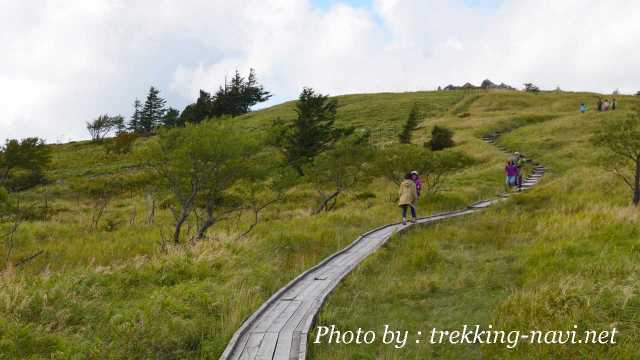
left=514, top=152, right=525, bottom=191
left=580, top=102, right=587, bottom=113
left=597, top=98, right=603, bottom=111
left=505, top=159, right=518, bottom=191
left=399, top=173, right=418, bottom=225
left=410, top=170, right=422, bottom=197
left=612, top=98, right=617, bottom=110
left=604, top=99, right=610, bottom=111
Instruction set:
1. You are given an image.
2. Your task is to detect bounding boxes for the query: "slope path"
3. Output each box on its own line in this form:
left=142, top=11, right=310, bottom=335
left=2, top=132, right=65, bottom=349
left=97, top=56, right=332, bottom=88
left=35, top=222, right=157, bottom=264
left=220, top=133, right=544, bottom=360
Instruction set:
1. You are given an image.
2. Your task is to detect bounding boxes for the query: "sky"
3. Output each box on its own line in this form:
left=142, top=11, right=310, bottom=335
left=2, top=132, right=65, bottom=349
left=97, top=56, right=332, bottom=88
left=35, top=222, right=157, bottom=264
left=1, top=0, right=640, bottom=143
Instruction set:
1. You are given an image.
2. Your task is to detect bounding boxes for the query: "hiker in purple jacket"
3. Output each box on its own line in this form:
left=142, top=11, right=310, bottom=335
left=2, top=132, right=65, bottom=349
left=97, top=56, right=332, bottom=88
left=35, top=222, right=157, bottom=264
left=410, top=170, right=422, bottom=197
left=505, top=159, right=518, bottom=190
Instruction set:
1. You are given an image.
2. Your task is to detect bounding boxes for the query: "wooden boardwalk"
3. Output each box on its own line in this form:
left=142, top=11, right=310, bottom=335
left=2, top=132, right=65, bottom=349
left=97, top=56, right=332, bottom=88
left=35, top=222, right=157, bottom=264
left=220, top=135, right=545, bottom=360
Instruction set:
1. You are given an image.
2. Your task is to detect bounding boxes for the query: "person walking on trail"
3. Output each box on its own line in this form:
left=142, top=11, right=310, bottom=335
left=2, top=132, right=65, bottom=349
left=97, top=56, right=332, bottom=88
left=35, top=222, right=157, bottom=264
left=580, top=102, right=587, bottom=113
left=514, top=152, right=525, bottom=191
left=399, top=173, right=418, bottom=225
left=612, top=98, right=617, bottom=110
left=410, top=170, right=422, bottom=197
left=505, top=159, right=518, bottom=191
left=604, top=99, right=610, bottom=111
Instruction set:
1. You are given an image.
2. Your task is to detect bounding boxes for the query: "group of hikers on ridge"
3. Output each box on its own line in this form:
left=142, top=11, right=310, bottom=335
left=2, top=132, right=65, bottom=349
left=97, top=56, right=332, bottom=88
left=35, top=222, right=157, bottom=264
left=505, top=151, right=526, bottom=192
left=580, top=98, right=618, bottom=113
left=398, top=171, right=422, bottom=225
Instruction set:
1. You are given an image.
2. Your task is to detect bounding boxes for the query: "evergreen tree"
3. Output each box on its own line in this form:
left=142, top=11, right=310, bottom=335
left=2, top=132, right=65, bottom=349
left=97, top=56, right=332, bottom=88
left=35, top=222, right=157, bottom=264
left=212, top=71, right=244, bottom=117
left=399, top=103, right=420, bottom=144
left=180, top=90, right=213, bottom=124
left=427, top=126, right=455, bottom=151
left=242, top=68, right=271, bottom=112
left=0, top=138, right=51, bottom=191
left=139, top=87, right=166, bottom=135
left=271, top=88, right=346, bottom=176
left=181, top=69, right=272, bottom=121
left=162, top=107, right=182, bottom=127
left=216, top=68, right=272, bottom=116
left=128, top=99, right=142, bottom=133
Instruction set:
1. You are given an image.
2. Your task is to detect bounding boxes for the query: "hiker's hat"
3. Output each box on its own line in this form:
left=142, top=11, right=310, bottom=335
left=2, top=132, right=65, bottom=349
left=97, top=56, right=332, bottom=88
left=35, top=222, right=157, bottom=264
left=514, top=152, right=520, bottom=156
left=410, top=170, right=418, bottom=175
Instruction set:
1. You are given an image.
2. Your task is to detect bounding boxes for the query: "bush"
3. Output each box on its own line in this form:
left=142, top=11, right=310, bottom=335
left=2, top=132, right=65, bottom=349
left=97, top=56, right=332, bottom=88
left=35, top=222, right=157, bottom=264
left=427, top=126, right=455, bottom=151
left=353, top=191, right=376, bottom=201
left=524, top=83, right=540, bottom=93
left=0, top=138, right=50, bottom=191
left=105, top=133, right=138, bottom=155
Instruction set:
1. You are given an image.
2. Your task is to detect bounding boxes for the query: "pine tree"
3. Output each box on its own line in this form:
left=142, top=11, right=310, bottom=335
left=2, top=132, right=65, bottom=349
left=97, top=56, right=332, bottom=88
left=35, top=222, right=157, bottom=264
left=271, top=88, right=344, bottom=176
left=180, top=90, right=213, bottom=124
left=212, top=69, right=271, bottom=118
left=128, top=99, right=142, bottom=133
left=399, top=103, right=420, bottom=144
left=242, top=68, right=271, bottom=112
left=162, top=107, right=182, bottom=127
left=139, top=87, right=166, bottom=135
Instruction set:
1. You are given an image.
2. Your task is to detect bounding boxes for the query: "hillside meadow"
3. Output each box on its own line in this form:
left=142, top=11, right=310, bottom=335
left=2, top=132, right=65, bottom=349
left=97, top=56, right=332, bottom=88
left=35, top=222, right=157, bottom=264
left=1, top=90, right=637, bottom=359
left=311, top=92, right=640, bottom=359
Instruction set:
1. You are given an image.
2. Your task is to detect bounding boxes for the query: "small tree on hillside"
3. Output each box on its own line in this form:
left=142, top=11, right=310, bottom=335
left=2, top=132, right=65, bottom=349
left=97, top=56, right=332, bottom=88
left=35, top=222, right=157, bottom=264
left=162, top=107, right=181, bottom=127
left=128, top=99, right=142, bottom=133
left=104, top=132, right=138, bottom=155
left=270, top=87, right=350, bottom=176
left=0, top=138, right=50, bottom=191
left=180, top=90, right=214, bottom=124
left=87, top=114, right=124, bottom=141
left=308, top=131, right=374, bottom=214
left=71, top=177, right=123, bottom=231
left=524, top=83, right=540, bottom=93
left=427, top=126, right=455, bottom=151
left=139, top=87, right=166, bottom=135
left=0, top=188, right=28, bottom=269
left=399, top=103, right=420, bottom=144
left=592, top=107, right=640, bottom=205
left=143, top=123, right=257, bottom=243
left=233, top=151, right=294, bottom=239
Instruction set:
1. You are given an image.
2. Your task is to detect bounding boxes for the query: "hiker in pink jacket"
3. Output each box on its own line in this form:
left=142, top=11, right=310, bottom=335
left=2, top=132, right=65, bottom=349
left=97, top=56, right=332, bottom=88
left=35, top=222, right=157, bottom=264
left=410, top=170, right=422, bottom=197
left=505, top=159, right=518, bottom=190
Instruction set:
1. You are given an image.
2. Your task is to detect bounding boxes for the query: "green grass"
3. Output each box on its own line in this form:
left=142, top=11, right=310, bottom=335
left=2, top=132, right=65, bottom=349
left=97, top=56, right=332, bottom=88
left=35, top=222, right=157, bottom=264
left=1, top=89, right=639, bottom=359
left=310, top=92, right=640, bottom=359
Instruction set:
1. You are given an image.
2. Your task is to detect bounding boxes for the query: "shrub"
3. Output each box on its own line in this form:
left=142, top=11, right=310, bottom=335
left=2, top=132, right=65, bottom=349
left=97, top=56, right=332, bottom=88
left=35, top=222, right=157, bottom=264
left=87, top=114, right=125, bottom=141
left=0, top=138, right=50, bottom=191
left=105, top=132, right=138, bottom=155
left=524, top=83, right=540, bottom=93
left=427, top=126, right=455, bottom=151
left=353, top=191, right=376, bottom=201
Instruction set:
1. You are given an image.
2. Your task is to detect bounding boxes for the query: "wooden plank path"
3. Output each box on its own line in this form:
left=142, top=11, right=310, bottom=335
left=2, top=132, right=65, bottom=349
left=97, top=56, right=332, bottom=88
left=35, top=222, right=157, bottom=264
left=220, top=134, right=545, bottom=360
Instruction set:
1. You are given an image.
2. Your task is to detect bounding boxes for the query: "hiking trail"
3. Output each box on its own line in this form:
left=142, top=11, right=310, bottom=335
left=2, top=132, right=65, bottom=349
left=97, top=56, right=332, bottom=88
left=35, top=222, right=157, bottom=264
left=220, top=132, right=545, bottom=360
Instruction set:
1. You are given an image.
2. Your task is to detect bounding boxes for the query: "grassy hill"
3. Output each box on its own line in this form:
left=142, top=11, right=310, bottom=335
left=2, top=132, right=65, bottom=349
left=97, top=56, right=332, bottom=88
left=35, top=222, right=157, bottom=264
left=1, top=90, right=638, bottom=359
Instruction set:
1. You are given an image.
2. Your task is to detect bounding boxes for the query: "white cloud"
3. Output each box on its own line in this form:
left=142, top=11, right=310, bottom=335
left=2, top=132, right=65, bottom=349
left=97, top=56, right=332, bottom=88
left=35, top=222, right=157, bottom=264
left=1, top=0, right=640, bottom=142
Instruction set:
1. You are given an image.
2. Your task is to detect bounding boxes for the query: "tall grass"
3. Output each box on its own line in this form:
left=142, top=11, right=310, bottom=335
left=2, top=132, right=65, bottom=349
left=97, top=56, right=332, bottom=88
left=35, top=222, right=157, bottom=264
left=310, top=92, right=640, bottom=359
left=1, top=90, right=638, bottom=358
